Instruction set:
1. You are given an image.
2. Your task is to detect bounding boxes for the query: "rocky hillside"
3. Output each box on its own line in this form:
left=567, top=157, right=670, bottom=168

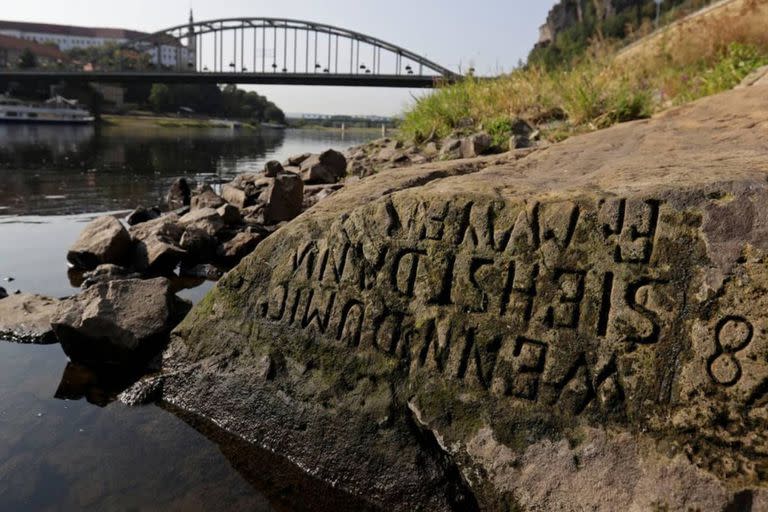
left=531, top=0, right=716, bottom=67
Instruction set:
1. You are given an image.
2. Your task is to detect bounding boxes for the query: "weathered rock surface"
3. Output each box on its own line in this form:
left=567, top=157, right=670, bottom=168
left=263, top=172, right=304, bottom=224
left=191, top=185, right=226, bottom=210
left=161, top=85, right=768, bottom=510
left=300, top=149, right=347, bottom=184
left=129, top=215, right=186, bottom=273
left=0, top=294, right=59, bottom=344
left=52, top=278, right=190, bottom=366
left=67, top=216, right=132, bottom=270
left=81, top=264, right=142, bottom=289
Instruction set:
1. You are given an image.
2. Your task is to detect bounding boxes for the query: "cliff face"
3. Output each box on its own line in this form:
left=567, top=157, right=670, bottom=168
left=537, top=0, right=645, bottom=46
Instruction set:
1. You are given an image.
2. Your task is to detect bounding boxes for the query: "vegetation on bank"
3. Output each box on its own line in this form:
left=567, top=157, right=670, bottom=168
left=401, top=0, right=768, bottom=145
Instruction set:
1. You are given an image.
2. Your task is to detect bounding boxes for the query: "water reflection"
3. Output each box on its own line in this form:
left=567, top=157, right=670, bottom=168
left=0, top=125, right=375, bottom=216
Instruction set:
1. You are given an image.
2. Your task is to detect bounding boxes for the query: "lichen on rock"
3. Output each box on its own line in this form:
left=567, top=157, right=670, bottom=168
left=160, top=85, right=768, bottom=511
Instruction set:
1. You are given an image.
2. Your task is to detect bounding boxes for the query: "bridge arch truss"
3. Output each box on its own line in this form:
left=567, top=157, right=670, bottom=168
left=127, top=17, right=457, bottom=81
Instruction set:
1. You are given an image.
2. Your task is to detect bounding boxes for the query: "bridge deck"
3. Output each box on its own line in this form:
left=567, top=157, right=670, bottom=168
left=0, top=71, right=447, bottom=88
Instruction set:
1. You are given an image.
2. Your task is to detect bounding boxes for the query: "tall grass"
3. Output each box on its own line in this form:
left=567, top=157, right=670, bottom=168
left=400, top=0, right=768, bottom=144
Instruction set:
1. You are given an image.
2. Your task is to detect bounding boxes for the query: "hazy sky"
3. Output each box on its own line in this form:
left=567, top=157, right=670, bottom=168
left=2, top=1, right=557, bottom=116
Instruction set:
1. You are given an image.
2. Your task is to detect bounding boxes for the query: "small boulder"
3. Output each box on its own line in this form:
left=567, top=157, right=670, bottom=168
left=0, top=287, right=6, bottom=300
left=67, top=216, right=132, bottom=271
left=191, top=185, right=226, bottom=210
left=0, top=293, right=60, bottom=344
left=218, top=232, right=262, bottom=264
left=51, top=278, right=192, bottom=366
left=167, top=178, right=191, bottom=210
left=82, top=264, right=141, bottom=289
left=179, top=208, right=225, bottom=237
left=300, top=149, right=347, bottom=183
left=130, top=215, right=186, bottom=273
left=301, top=164, right=338, bottom=184
left=460, top=132, right=493, bottom=158
left=221, top=183, right=248, bottom=208
left=217, top=203, right=242, bottom=225
left=263, top=172, right=304, bottom=224
left=264, top=160, right=284, bottom=178
left=126, top=206, right=162, bottom=226
left=179, top=227, right=218, bottom=263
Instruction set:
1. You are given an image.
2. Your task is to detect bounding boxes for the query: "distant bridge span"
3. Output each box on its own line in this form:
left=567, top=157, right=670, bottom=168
left=0, top=17, right=458, bottom=88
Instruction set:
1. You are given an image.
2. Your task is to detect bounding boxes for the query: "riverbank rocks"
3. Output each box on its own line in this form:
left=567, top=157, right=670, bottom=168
left=0, top=294, right=59, bottom=344
left=67, top=216, right=132, bottom=270
left=167, top=178, right=192, bottom=210
left=160, top=85, right=768, bottom=511
left=129, top=215, right=186, bottom=273
left=460, top=132, right=493, bottom=158
left=191, top=185, right=226, bottom=210
left=263, top=172, right=304, bottom=224
left=300, top=149, right=347, bottom=184
left=52, top=278, right=191, bottom=366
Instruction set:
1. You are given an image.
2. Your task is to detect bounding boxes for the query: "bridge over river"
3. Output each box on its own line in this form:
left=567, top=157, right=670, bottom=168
left=0, top=17, right=459, bottom=88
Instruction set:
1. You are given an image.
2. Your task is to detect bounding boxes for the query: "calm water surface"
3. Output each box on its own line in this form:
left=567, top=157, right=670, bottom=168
left=0, top=124, right=377, bottom=511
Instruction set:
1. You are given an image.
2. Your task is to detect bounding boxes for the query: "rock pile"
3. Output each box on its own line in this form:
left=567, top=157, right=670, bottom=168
left=345, top=117, right=542, bottom=177
left=54, top=149, right=349, bottom=365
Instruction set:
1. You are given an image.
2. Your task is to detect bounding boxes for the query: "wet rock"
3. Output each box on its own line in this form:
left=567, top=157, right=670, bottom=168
left=67, top=216, right=132, bottom=271
left=126, top=206, right=162, bottom=226
left=82, top=264, right=141, bottom=289
left=264, top=160, right=284, bottom=178
left=0, top=293, right=59, bottom=344
left=263, top=172, right=304, bottom=224
left=163, top=86, right=768, bottom=510
left=0, top=287, right=6, bottom=300
left=460, top=132, right=493, bottom=158
left=179, top=208, right=226, bottom=237
left=52, top=278, right=191, bottom=366
left=167, top=178, right=192, bottom=210
left=180, top=263, right=224, bottom=280
left=130, top=215, right=186, bottom=273
left=118, top=376, right=164, bottom=406
left=217, top=204, right=242, bottom=225
left=217, top=232, right=262, bottom=264
left=191, top=185, right=226, bottom=210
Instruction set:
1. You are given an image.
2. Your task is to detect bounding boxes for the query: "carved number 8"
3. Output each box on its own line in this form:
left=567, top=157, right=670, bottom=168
left=707, top=316, right=754, bottom=387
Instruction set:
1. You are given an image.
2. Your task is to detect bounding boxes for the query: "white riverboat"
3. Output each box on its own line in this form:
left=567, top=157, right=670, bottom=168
left=0, top=95, right=95, bottom=124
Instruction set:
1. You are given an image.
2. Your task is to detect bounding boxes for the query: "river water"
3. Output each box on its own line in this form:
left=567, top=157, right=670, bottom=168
left=0, top=124, right=377, bottom=511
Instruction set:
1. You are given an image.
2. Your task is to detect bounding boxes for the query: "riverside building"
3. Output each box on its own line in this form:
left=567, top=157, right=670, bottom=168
left=0, top=11, right=197, bottom=69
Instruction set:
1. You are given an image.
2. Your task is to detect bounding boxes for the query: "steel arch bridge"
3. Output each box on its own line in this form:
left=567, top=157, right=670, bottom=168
left=127, top=17, right=458, bottom=87
left=0, top=17, right=459, bottom=88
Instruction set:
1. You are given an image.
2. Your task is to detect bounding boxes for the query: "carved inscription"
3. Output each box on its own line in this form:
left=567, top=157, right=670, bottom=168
left=259, top=197, right=673, bottom=416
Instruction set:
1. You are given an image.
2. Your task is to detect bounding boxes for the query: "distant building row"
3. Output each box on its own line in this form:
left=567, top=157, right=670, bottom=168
left=0, top=13, right=196, bottom=69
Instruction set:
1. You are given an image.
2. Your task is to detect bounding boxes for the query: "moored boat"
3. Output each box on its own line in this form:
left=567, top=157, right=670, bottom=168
left=0, top=95, right=95, bottom=124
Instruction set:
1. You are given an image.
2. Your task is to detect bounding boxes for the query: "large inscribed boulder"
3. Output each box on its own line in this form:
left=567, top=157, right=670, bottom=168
left=160, top=86, right=768, bottom=510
